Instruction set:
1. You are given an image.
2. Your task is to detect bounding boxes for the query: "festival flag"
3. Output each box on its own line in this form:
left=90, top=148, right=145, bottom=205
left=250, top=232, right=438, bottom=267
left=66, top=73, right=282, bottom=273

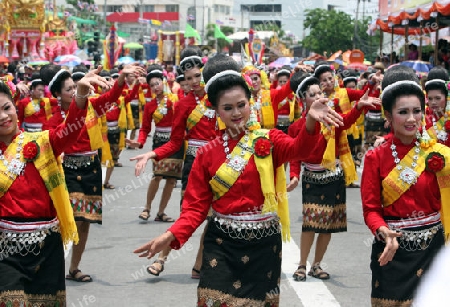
left=187, top=14, right=195, bottom=21
left=214, top=24, right=232, bottom=43
left=185, top=23, right=201, bottom=44
left=216, top=19, right=224, bottom=25
left=103, top=26, right=121, bottom=70
left=151, top=20, right=162, bottom=26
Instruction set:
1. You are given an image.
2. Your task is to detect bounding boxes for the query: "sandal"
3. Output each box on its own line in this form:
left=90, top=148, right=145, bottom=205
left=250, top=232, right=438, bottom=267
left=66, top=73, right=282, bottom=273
left=147, top=260, right=164, bottom=276
left=346, top=183, right=360, bottom=188
left=293, top=265, right=307, bottom=282
left=114, top=162, right=123, bottom=167
left=139, top=209, right=150, bottom=221
left=154, top=213, right=175, bottom=223
left=308, top=264, right=330, bottom=280
left=103, top=183, right=115, bottom=189
left=66, top=269, right=92, bottom=282
left=191, top=267, right=200, bottom=279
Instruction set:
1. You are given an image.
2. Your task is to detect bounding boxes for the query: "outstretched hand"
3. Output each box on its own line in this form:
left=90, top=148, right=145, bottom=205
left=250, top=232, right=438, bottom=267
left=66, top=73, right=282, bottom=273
left=308, top=97, right=344, bottom=128
left=129, top=151, right=156, bottom=176
left=376, top=226, right=402, bottom=266
left=133, top=232, right=175, bottom=259
left=358, top=90, right=381, bottom=110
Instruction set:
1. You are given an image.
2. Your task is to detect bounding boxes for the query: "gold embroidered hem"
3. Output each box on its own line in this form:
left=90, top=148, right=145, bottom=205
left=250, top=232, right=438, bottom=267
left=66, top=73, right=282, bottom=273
left=0, top=290, right=65, bottom=306
left=153, top=158, right=183, bottom=179
left=302, top=203, right=347, bottom=232
left=371, top=297, right=413, bottom=307
left=70, top=193, right=102, bottom=223
left=197, top=288, right=279, bottom=307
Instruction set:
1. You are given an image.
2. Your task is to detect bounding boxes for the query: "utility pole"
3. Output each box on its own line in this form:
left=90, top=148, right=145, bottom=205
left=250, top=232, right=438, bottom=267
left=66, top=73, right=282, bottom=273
left=353, top=0, right=360, bottom=49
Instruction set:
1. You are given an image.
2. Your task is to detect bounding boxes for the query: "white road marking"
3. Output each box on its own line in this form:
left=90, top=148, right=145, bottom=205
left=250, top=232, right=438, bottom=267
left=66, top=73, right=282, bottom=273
left=282, top=240, right=341, bottom=307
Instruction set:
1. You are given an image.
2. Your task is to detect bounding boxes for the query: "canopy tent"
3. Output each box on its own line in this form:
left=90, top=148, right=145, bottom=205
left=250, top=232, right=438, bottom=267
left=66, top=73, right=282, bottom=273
left=45, top=11, right=98, bottom=25
left=368, top=0, right=450, bottom=64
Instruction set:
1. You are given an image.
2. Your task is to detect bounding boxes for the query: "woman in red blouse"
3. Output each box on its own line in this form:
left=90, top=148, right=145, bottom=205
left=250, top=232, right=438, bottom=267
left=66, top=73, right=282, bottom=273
left=361, top=65, right=449, bottom=306
left=287, top=73, right=380, bottom=282
left=0, top=71, right=109, bottom=305
left=133, top=54, right=344, bottom=306
left=126, top=65, right=183, bottom=223
left=41, top=64, right=146, bottom=283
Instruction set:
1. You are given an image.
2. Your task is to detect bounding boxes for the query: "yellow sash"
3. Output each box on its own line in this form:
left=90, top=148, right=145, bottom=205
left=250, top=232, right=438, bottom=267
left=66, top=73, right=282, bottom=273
left=427, top=115, right=446, bottom=141
left=186, top=94, right=209, bottom=131
left=334, top=88, right=352, bottom=113
left=260, top=90, right=275, bottom=129
left=116, top=98, right=128, bottom=150
left=24, top=98, right=52, bottom=120
left=85, top=100, right=103, bottom=151
left=100, top=115, right=113, bottom=167
left=382, top=143, right=450, bottom=241
left=0, top=131, right=78, bottom=246
left=321, top=125, right=358, bottom=185
left=209, top=129, right=290, bottom=241
left=138, top=86, right=146, bottom=125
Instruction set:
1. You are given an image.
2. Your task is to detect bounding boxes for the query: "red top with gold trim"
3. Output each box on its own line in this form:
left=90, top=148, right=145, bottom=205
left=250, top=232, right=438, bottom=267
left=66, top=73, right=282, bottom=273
left=168, top=126, right=321, bottom=249
left=17, top=97, right=57, bottom=126
left=43, top=81, right=125, bottom=153
left=361, top=137, right=441, bottom=235
left=153, top=91, right=217, bottom=160
left=0, top=102, right=87, bottom=218
left=288, top=105, right=362, bottom=179
left=137, top=95, right=176, bottom=147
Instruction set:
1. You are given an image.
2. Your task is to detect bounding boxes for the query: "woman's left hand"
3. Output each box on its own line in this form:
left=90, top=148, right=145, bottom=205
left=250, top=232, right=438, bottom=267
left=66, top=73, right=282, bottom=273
left=357, top=90, right=382, bottom=110
left=308, top=97, right=344, bottom=127
left=134, top=232, right=175, bottom=259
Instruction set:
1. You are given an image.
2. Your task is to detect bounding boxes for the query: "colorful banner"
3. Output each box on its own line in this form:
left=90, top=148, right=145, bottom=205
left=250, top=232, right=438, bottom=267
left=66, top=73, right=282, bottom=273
left=379, top=0, right=433, bottom=18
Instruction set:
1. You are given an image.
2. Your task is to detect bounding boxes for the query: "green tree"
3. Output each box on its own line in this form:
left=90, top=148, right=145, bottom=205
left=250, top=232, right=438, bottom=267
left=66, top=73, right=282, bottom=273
left=302, top=8, right=354, bottom=55
left=205, top=24, right=234, bottom=50
left=354, top=16, right=381, bottom=61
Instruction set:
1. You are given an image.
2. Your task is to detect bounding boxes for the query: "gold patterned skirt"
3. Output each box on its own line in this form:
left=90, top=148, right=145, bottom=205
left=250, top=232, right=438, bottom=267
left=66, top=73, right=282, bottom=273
left=63, top=154, right=102, bottom=224
left=198, top=215, right=282, bottom=307
left=301, top=167, right=347, bottom=233
left=370, top=218, right=444, bottom=307
left=0, top=219, right=66, bottom=306
left=152, top=132, right=183, bottom=179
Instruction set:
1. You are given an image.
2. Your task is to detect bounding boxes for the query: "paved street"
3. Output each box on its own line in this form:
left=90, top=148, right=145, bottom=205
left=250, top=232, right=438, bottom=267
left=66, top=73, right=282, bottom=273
left=66, top=135, right=374, bottom=307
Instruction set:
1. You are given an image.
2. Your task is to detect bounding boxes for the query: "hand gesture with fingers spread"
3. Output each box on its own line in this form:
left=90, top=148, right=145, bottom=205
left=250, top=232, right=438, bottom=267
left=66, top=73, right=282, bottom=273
left=133, top=232, right=175, bottom=259
left=377, top=226, right=402, bottom=266
left=357, top=89, right=381, bottom=111
left=129, top=151, right=156, bottom=176
left=308, top=97, right=344, bottom=128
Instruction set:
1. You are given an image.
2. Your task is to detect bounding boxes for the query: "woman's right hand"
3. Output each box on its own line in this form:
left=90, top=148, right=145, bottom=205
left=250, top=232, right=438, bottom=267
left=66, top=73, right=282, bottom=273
left=376, top=226, right=402, bottom=266
left=125, top=139, right=141, bottom=149
left=286, top=177, right=299, bottom=192
left=129, top=151, right=156, bottom=176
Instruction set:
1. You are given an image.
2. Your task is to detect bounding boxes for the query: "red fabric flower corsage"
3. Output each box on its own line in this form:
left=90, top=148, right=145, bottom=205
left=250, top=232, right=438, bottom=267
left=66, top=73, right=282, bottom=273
left=22, top=141, right=40, bottom=162
left=445, top=120, right=450, bottom=132
left=253, top=137, right=273, bottom=158
left=333, top=98, right=341, bottom=113
left=39, top=100, right=45, bottom=108
left=425, top=152, right=445, bottom=173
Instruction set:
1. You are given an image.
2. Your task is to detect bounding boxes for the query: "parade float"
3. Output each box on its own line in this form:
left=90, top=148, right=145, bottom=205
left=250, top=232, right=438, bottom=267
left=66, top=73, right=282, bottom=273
left=0, top=0, right=77, bottom=61
left=156, top=30, right=196, bottom=65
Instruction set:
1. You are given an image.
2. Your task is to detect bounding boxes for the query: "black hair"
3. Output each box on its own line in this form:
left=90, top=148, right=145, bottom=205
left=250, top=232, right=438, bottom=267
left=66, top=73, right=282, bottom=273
left=72, top=65, right=89, bottom=81
left=99, top=70, right=111, bottom=78
left=176, top=67, right=185, bottom=82
left=343, top=76, right=358, bottom=88
left=40, top=64, right=71, bottom=98
left=381, top=65, right=424, bottom=113
left=0, top=81, right=13, bottom=101
left=110, top=68, right=119, bottom=78
left=425, top=66, right=449, bottom=97
left=179, top=47, right=203, bottom=72
left=202, top=53, right=250, bottom=108
left=290, top=72, right=320, bottom=99
left=146, top=64, right=164, bottom=83
left=30, top=72, right=45, bottom=89
left=277, top=65, right=291, bottom=79
left=314, top=61, right=333, bottom=79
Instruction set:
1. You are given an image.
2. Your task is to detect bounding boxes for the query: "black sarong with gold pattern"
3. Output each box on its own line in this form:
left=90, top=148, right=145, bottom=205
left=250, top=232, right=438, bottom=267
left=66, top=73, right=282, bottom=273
left=0, top=218, right=66, bottom=306
left=63, top=153, right=102, bottom=224
left=370, top=216, right=444, bottom=307
left=301, top=164, right=347, bottom=233
left=198, top=212, right=281, bottom=307
left=152, top=129, right=183, bottom=179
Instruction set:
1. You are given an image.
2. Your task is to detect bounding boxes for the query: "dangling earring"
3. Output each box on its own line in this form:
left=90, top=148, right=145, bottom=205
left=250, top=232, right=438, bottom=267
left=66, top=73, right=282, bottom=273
left=246, top=108, right=260, bottom=131
left=420, top=114, right=435, bottom=148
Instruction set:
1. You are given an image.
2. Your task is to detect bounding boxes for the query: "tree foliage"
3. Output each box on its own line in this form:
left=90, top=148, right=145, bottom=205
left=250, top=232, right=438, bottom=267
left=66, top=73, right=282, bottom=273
left=205, top=24, right=234, bottom=50
left=302, top=8, right=353, bottom=56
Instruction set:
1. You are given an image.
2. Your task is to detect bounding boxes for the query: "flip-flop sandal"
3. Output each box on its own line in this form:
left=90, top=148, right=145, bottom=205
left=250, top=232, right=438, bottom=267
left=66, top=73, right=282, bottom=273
left=154, top=213, right=175, bottom=223
left=114, top=162, right=123, bottom=167
left=147, top=260, right=164, bottom=276
left=191, top=268, right=200, bottom=279
left=103, top=183, right=115, bottom=189
left=66, top=269, right=92, bottom=282
left=139, top=209, right=150, bottom=221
